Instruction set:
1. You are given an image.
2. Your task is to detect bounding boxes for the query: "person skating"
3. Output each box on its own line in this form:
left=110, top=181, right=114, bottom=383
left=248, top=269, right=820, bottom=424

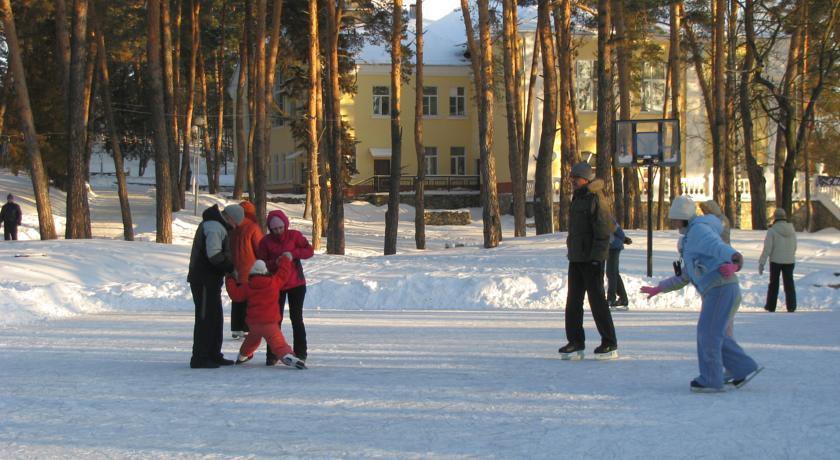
left=229, top=201, right=263, bottom=339
left=759, top=208, right=797, bottom=313
left=187, top=203, right=244, bottom=369
left=558, top=162, right=618, bottom=361
left=257, top=209, right=314, bottom=365
left=0, top=194, right=22, bottom=240
left=225, top=258, right=307, bottom=370
left=607, top=217, right=631, bottom=310
left=640, top=195, right=762, bottom=392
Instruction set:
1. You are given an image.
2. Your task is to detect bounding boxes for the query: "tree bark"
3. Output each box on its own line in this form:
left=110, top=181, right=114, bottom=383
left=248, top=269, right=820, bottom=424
left=384, top=0, right=402, bottom=255
left=523, top=25, right=540, bottom=190
left=668, top=1, right=683, bottom=204
left=251, top=0, right=266, bottom=229
left=262, top=0, right=284, bottom=232
left=233, top=26, right=248, bottom=200
left=414, top=0, right=426, bottom=249
left=477, top=0, right=502, bottom=248
left=307, top=0, right=322, bottom=250
left=534, top=0, right=556, bottom=235
left=198, top=50, right=215, bottom=195
left=92, top=7, right=134, bottom=241
left=554, top=0, right=577, bottom=232
left=65, top=0, right=92, bottom=239
left=145, top=0, right=173, bottom=243
left=595, top=0, right=614, bottom=203
left=161, top=0, right=181, bottom=211
left=711, top=0, right=727, bottom=211
left=179, top=0, right=200, bottom=211
left=325, top=0, right=346, bottom=254
left=723, top=0, right=738, bottom=225
left=503, top=0, right=525, bottom=237
left=213, top=7, right=226, bottom=191
left=1, top=0, right=58, bottom=239
left=740, top=0, right=766, bottom=229
left=613, top=0, right=632, bottom=228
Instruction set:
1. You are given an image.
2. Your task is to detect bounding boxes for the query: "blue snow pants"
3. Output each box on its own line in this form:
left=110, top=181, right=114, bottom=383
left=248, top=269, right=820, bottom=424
left=696, top=283, right=759, bottom=389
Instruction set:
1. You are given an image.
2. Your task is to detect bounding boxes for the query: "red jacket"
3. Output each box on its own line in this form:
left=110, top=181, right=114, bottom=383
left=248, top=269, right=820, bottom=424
left=229, top=211, right=263, bottom=285
left=225, top=258, right=292, bottom=323
left=257, top=209, right=313, bottom=290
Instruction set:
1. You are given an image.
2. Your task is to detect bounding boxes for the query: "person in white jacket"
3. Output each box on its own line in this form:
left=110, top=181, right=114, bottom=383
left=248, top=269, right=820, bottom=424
left=759, top=208, right=797, bottom=312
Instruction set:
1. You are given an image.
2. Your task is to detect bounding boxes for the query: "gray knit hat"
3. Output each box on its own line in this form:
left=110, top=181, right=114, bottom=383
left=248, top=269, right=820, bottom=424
left=773, top=208, right=787, bottom=221
left=570, top=162, right=595, bottom=181
left=223, top=204, right=245, bottom=225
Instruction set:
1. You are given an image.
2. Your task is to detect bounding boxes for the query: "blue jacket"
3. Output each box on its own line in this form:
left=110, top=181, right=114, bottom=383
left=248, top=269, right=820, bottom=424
left=680, top=214, right=738, bottom=294
left=610, top=220, right=626, bottom=251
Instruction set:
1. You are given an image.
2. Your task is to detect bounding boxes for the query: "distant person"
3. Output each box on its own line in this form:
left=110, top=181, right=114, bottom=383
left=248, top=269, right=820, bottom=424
left=607, top=217, right=631, bottom=310
left=187, top=203, right=244, bottom=369
left=1, top=194, right=22, bottom=240
left=257, top=209, right=314, bottom=365
left=641, top=195, right=762, bottom=392
left=759, top=208, right=797, bottom=313
left=557, top=162, right=618, bottom=361
left=229, top=201, right=263, bottom=339
left=226, top=259, right=307, bottom=369
left=699, top=200, right=731, bottom=244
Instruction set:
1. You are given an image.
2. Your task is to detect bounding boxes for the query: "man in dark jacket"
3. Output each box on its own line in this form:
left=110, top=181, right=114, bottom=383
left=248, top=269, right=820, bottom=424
left=558, top=162, right=619, bottom=360
left=188, top=203, right=244, bottom=368
left=0, top=194, right=22, bottom=240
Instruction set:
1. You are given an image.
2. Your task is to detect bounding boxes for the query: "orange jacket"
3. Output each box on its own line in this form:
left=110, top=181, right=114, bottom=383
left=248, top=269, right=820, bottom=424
left=225, top=258, right=292, bottom=323
left=229, top=214, right=263, bottom=284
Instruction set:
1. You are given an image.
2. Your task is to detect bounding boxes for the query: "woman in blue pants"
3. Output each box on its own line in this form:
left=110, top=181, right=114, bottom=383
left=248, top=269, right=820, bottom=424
left=641, top=196, right=762, bottom=393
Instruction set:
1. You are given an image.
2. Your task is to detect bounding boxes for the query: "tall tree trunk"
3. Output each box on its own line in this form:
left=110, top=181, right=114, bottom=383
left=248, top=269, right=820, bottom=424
left=511, top=0, right=528, bottom=234
left=262, top=0, right=284, bottom=232
left=55, top=0, right=71, bottom=107
left=384, top=0, right=402, bottom=255
left=179, top=0, right=200, bottom=211
left=523, top=26, right=540, bottom=190
left=198, top=51, right=215, bottom=195
left=1, top=0, right=58, bottom=239
left=534, top=0, right=556, bottom=235
left=800, top=2, right=812, bottom=231
left=459, top=0, right=481, bottom=105
left=414, top=0, right=426, bottom=249
left=668, top=1, right=683, bottom=203
left=251, top=0, right=267, bottom=228
left=555, top=0, right=577, bottom=232
left=162, top=0, right=181, bottom=211
left=477, top=0, right=502, bottom=247
left=711, top=0, right=727, bottom=210
left=326, top=0, right=346, bottom=254
left=65, top=0, right=91, bottom=239
left=233, top=29, right=248, bottom=200
left=503, top=0, right=525, bottom=237
left=93, top=8, right=134, bottom=241
left=146, top=0, right=173, bottom=243
left=740, top=0, right=766, bottom=229
left=307, top=0, right=322, bottom=250
left=613, top=0, right=632, bottom=228
left=723, top=0, right=738, bottom=226
left=595, top=0, right=614, bottom=202
left=213, top=8, right=226, bottom=191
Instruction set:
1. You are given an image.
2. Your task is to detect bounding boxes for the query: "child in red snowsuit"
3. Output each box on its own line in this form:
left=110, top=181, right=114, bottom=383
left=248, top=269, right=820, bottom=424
left=225, top=256, right=307, bottom=369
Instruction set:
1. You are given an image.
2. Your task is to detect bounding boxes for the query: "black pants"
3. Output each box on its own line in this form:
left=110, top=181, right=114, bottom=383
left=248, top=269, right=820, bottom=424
left=230, top=301, right=249, bottom=333
left=4, top=225, right=18, bottom=240
left=765, top=262, right=797, bottom=312
left=190, top=280, right=225, bottom=364
left=565, top=261, right=617, bottom=348
left=606, top=249, right=627, bottom=303
left=267, top=285, right=307, bottom=361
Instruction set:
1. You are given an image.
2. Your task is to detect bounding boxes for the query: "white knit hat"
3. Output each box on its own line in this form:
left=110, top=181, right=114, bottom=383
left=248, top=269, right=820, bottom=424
left=668, top=195, right=697, bottom=221
left=249, top=260, right=268, bottom=275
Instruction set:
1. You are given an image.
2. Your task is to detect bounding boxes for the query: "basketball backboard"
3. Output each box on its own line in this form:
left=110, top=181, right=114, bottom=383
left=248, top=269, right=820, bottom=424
left=614, top=119, right=680, bottom=167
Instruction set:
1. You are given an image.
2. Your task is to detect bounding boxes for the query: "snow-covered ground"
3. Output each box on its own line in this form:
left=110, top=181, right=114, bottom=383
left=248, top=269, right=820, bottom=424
left=1, top=169, right=839, bottom=458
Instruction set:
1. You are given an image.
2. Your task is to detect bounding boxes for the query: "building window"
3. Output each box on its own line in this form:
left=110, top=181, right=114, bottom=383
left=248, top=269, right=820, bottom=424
left=424, top=146, right=438, bottom=175
left=450, top=146, right=466, bottom=175
left=575, top=60, right=597, bottom=112
left=373, top=86, right=390, bottom=116
left=449, top=87, right=466, bottom=117
left=642, top=62, right=666, bottom=113
left=423, top=87, right=438, bottom=116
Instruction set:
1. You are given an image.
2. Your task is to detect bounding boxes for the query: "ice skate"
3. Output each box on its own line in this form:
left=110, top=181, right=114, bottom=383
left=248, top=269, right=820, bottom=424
left=690, top=380, right=725, bottom=393
left=730, top=366, right=764, bottom=389
left=558, top=343, right=585, bottom=361
left=282, top=353, right=307, bottom=370
left=593, top=344, right=619, bottom=360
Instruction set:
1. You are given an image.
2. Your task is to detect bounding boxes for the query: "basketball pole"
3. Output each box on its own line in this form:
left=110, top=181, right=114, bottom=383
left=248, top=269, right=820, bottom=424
left=647, top=160, right=654, bottom=277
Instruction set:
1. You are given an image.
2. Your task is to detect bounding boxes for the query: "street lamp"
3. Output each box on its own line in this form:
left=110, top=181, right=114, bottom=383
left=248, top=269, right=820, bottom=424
left=192, top=115, right=207, bottom=216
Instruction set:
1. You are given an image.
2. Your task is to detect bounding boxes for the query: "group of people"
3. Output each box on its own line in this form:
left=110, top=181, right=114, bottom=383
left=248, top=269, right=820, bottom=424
left=557, top=161, right=797, bottom=392
left=187, top=201, right=312, bottom=370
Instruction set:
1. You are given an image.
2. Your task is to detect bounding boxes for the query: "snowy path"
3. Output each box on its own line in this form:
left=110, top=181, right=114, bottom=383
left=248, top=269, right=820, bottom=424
left=2, top=309, right=838, bottom=458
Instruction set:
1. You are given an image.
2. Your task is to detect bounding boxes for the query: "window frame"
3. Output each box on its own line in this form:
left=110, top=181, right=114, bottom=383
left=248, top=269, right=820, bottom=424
left=641, top=62, right=667, bottom=113
left=450, top=146, right=466, bottom=176
left=575, top=60, right=597, bottom=112
left=424, top=146, right=438, bottom=176
left=373, top=86, right=391, bottom=117
left=423, top=86, right=438, bottom=117
left=449, top=86, right=466, bottom=117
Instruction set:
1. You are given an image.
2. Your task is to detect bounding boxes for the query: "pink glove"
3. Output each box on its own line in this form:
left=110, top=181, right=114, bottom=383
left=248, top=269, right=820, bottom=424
left=640, top=286, right=662, bottom=298
left=731, top=252, right=744, bottom=270
left=719, top=263, right=738, bottom=278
